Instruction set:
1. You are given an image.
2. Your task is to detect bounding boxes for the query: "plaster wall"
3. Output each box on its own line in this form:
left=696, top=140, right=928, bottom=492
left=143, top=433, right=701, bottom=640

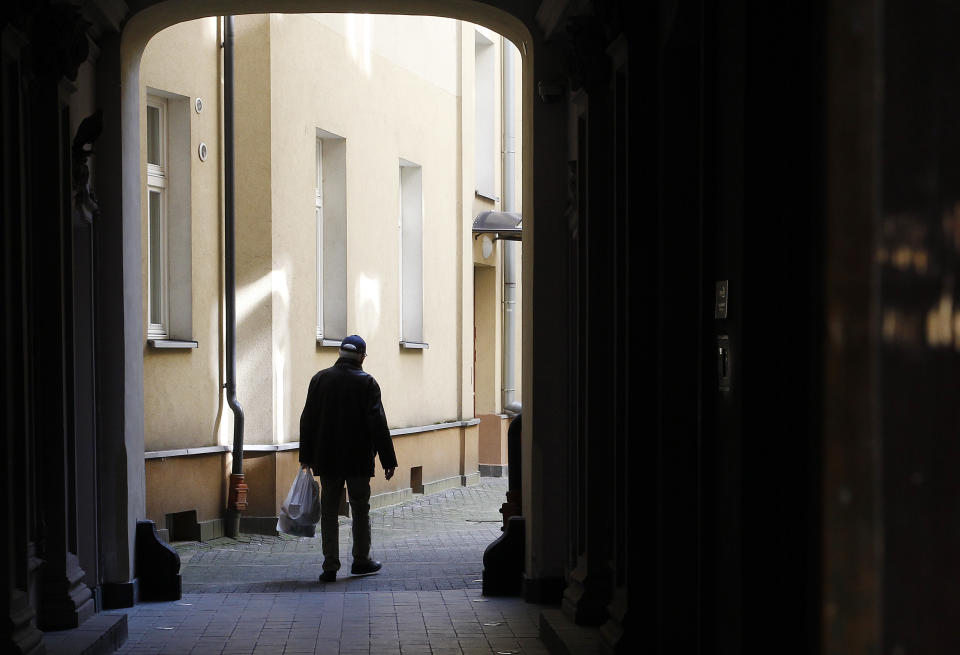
left=474, top=264, right=501, bottom=414
left=463, top=422, right=480, bottom=477
left=240, top=451, right=279, bottom=516
left=305, top=14, right=458, bottom=95
left=138, top=12, right=516, bottom=529
left=478, top=413, right=509, bottom=465
left=145, top=454, right=224, bottom=523
left=142, top=425, right=474, bottom=523
left=380, top=426, right=466, bottom=495
left=267, top=13, right=462, bottom=436
left=234, top=15, right=276, bottom=445
left=140, top=18, right=223, bottom=451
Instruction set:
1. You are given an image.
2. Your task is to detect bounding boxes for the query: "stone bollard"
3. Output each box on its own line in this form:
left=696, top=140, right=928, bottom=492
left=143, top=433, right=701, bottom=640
left=483, top=412, right=524, bottom=595
left=136, top=520, right=181, bottom=601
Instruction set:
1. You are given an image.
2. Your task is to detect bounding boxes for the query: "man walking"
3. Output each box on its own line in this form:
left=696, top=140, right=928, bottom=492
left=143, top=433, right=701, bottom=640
left=298, top=335, right=398, bottom=583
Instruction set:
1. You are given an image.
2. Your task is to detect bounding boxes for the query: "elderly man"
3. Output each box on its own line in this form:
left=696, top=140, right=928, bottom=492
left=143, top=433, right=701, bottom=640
left=298, top=335, right=398, bottom=583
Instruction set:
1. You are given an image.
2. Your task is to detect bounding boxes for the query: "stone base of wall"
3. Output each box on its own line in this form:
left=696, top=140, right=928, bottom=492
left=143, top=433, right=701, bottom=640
left=422, top=475, right=464, bottom=495
left=478, top=414, right=510, bottom=471
left=162, top=469, right=481, bottom=541
left=199, top=518, right=224, bottom=541
left=40, top=610, right=128, bottom=655
left=145, top=421, right=482, bottom=541
left=479, top=464, right=507, bottom=477
left=163, top=510, right=224, bottom=542
left=240, top=516, right=281, bottom=536
left=370, top=486, right=414, bottom=510
left=539, top=608, right=600, bottom=655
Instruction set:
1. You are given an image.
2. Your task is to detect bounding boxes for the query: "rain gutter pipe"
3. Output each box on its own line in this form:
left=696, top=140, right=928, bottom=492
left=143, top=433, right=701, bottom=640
left=223, top=15, right=247, bottom=538
left=502, top=40, right=520, bottom=414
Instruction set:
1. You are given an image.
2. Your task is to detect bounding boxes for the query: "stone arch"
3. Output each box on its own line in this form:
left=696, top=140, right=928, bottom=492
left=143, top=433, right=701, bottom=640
left=95, top=0, right=567, bottom=603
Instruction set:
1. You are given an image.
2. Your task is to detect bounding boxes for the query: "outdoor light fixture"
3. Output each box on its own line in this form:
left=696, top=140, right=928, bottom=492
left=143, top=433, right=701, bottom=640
left=472, top=210, right=522, bottom=242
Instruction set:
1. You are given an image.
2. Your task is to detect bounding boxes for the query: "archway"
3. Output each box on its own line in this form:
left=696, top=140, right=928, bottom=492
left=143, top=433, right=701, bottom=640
left=93, top=0, right=570, bottom=609
left=134, top=10, right=520, bottom=595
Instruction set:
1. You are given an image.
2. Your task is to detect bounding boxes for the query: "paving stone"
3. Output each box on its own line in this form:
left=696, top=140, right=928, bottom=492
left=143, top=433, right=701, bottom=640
left=100, top=478, right=556, bottom=654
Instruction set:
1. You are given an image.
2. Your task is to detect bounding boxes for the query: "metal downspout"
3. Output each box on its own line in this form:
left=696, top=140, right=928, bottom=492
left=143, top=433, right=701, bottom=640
left=223, top=15, right=247, bottom=537
left=502, top=40, right=521, bottom=414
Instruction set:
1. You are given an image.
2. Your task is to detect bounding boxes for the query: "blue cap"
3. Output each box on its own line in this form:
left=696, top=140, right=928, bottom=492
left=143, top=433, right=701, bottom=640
left=340, top=334, right=366, bottom=355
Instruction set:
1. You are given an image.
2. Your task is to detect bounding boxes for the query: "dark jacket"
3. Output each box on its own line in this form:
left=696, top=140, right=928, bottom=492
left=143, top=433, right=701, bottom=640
left=298, top=358, right=398, bottom=478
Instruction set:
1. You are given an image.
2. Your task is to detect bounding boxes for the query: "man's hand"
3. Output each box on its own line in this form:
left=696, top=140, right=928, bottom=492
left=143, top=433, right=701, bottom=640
left=384, top=467, right=395, bottom=481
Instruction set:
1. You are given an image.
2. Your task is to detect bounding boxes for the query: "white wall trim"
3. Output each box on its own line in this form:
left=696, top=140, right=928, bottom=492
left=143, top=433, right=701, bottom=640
left=144, top=445, right=229, bottom=459
left=389, top=418, right=480, bottom=436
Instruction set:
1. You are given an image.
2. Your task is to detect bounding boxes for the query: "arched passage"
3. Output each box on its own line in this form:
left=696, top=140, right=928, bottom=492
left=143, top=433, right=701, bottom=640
left=92, top=0, right=575, bottom=620
left=25, top=0, right=960, bottom=651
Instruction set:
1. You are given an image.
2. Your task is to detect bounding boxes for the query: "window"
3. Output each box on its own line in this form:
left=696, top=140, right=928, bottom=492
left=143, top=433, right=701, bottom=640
left=145, top=91, right=193, bottom=346
left=316, top=129, right=347, bottom=344
left=147, top=97, right=168, bottom=339
left=399, top=160, right=426, bottom=348
left=474, top=29, right=495, bottom=199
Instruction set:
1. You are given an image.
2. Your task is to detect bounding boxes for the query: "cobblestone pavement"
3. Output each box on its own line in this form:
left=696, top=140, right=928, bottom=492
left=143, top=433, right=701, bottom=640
left=177, top=477, right=508, bottom=593
left=106, top=477, right=554, bottom=654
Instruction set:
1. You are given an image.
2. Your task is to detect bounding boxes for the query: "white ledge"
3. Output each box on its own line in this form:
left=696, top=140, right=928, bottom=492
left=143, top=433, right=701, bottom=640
left=144, top=443, right=300, bottom=459
left=144, top=421, right=482, bottom=459
left=317, top=338, right=343, bottom=347
left=148, top=339, right=198, bottom=349
left=145, top=445, right=228, bottom=459
left=389, top=419, right=480, bottom=436
left=399, top=341, right=429, bottom=349
left=241, top=443, right=301, bottom=452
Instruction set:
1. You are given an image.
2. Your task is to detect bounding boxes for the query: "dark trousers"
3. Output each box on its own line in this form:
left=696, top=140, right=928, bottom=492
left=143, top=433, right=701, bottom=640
left=319, top=476, right=372, bottom=572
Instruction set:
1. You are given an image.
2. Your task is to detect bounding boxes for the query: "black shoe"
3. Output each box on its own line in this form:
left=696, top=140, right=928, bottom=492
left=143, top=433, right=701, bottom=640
left=350, top=560, right=382, bottom=576
left=319, top=571, right=336, bottom=583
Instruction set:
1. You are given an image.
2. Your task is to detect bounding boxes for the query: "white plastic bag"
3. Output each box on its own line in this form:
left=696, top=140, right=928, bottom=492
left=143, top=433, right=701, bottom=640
left=276, top=468, right=321, bottom=537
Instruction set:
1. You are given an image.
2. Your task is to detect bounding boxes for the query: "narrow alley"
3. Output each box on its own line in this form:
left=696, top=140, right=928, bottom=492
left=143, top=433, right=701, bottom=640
left=178, top=478, right=507, bottom=594
left=44, top=478, right=556, bottom=654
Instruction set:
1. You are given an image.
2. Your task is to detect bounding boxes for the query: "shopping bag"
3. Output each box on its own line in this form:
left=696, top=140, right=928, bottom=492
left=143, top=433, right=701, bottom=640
left=276, top=468, right=321, bottom=537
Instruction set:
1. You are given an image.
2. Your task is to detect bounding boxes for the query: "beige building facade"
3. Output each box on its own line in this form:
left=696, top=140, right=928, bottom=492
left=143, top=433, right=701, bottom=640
left=138, top=13, right=522, bottom=535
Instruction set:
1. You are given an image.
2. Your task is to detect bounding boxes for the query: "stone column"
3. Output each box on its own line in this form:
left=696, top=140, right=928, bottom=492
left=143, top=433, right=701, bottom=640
left=3, top=22, right=46, bottom=654
left=561, top=16, right=615, bottom=627
left=522, top=34, right=572, bottom=604
left=29, top=69, right=93, bottom=631
left=600, top=35, right=632, bottom=654
left=94, top=32, right=146, bottom=608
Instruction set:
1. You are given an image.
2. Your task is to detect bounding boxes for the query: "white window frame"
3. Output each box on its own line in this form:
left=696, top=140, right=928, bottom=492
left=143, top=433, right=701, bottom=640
left=474, top=29, right=496, bottom=200
left=315, top=130, right=348, bottom=345
left=316, top=137, right=324, bottom=341
left=399, top=159, right=426, bottom=348
left=146, top=96, right=169, bottom=340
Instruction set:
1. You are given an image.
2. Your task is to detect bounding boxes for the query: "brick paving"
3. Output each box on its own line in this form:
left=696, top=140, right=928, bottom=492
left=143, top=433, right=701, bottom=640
left=104, top=477, right=554, bottom=654
left=177, top=477, right=507, bottom=593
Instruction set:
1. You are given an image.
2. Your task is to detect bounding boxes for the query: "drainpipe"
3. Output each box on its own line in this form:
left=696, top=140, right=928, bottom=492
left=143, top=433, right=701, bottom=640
left=223, top=15, right=247, bottom=538
left=501, top=40, right=521, bottom=415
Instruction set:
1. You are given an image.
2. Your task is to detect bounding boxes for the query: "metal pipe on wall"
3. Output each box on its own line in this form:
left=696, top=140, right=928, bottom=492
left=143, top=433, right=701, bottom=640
left=223, top=15, right=247, bottom=537
left=502, top=39, right=520, bottom=414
